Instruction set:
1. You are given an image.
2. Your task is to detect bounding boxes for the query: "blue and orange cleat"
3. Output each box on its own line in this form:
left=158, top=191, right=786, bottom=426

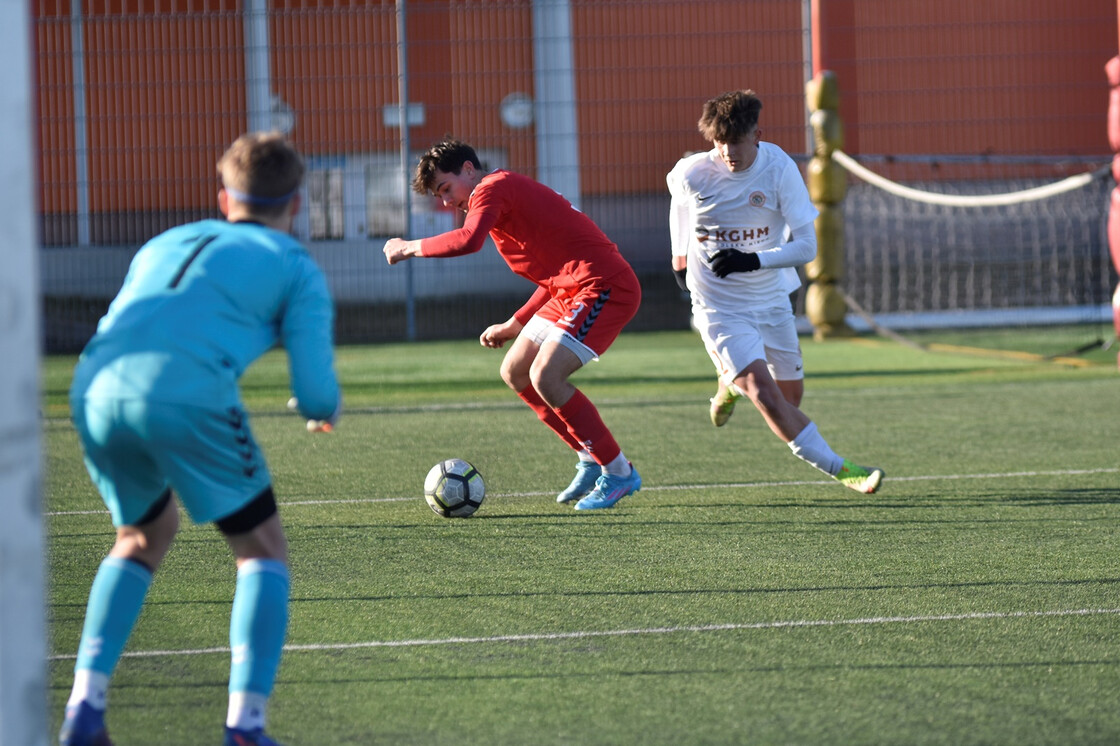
left=557, top=460, right=602, bottom=504
left=574, top=464, right=642, bottom=511
left=58, top=701, right=112, bottom=746
left=223, top=726, right=284, bottom=746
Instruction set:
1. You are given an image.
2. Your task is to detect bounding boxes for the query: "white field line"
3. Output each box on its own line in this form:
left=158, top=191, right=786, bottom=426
left=46, top=466, right=1120, bottom=516
left=47, top=607, right=1120, bottom=661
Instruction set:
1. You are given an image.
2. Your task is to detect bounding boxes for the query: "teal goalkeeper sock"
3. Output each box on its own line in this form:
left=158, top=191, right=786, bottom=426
left=229, top=558, right=290, bottom=697
left=74, top=556, right=153, bottom=678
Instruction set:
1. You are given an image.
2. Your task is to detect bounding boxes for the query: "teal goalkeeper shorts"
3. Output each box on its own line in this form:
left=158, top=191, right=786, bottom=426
left=71, top=397, right=273, bottom=527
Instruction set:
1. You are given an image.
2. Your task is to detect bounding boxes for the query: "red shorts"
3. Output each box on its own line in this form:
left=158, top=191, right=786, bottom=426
left=535, top=270, right=641, bottom=357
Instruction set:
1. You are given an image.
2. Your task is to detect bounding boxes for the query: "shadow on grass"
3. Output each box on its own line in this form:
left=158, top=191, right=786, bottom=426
left=649, top=485, right=1120, bottom=509
left=267, top=656, right=1120, bottom=686
left=57, top=656, right=1120, bottom=691
left=51, top=576, right=1114, bottom=611
left=280, top=575, right=1120, bottom=606
left=995, top=486, right=1120, bottom=506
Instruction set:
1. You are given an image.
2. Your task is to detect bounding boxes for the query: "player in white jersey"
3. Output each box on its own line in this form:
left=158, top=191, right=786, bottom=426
left=60, top=133, right=340, bottom=746
left=667, top=90, right=883, bottom=494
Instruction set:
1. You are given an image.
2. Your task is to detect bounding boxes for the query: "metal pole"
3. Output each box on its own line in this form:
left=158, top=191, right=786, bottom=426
left=71, top=0, right=90, bottom=246
left=802, top=0, right=815, bottom=156
left=531, top=0, right=580, bottom=208
left=244, top=0, right=271, bottom=132
left=396, top=0, right=416, bottom=340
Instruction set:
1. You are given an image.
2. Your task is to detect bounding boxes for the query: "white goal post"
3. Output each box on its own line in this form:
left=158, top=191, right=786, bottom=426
left=0, top=0, right=48, bottom=744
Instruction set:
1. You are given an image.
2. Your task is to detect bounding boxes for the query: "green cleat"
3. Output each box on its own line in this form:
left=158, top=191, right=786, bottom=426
left=834, top=459, right=884, bottom=494
left=709, top=384, right=740, bottom=427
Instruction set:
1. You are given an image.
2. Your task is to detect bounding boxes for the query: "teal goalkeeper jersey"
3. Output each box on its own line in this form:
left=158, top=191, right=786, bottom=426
left=71, top=219, right=340, bottom=421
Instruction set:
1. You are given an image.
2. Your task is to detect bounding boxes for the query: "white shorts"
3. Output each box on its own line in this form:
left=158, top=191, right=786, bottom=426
left=693, top=303, right=804, bottom=384
left=521, top=314, right=600, bottom=365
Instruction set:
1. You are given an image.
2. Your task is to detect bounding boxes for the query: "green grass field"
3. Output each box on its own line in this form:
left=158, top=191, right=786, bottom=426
left=43, top=329, right=1120, bottom=745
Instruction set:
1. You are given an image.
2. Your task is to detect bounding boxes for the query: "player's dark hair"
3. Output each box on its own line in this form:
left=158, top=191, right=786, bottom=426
left=698, top=90, right=763, bottom=144
left=217, top=132, right=305, bottom=218
left=413, top=138, right=482, bottom=196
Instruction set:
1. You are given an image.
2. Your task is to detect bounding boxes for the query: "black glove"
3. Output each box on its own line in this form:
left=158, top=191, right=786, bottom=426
left=672, top=267, right=688, bottom=291
left=708, top=249, right=761, bottom=278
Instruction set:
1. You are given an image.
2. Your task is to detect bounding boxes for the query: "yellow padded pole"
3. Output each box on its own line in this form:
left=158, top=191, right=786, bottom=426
left=804, top=70, right=854, bottom=339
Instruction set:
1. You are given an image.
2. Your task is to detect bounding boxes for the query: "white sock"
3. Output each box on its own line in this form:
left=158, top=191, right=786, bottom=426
left=603, top=452, right=630, bottom=477
left=67, top=669, right=109, bottom=711
left=787, top=422, right=843, bottom=476
left=227, top=691, right=269, bottom=731
left=577, top=449, right=596, bottom=464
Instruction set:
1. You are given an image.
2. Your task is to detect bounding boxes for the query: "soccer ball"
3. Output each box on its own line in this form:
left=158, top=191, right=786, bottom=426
left=424, top=459, right=486, bottom=518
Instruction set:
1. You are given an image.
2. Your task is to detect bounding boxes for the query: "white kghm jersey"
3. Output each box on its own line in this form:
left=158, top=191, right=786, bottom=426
left=667, top=143, right=819, bottom=312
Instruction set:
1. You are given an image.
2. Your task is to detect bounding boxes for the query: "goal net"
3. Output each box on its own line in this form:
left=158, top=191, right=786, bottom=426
left=834, top=153, right=1115, bottom=357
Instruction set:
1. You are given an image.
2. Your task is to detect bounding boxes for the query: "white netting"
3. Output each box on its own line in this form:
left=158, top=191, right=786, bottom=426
left=834, top=151, right=1110, bottom=208
left=833, top=153, right=1115, bottom=329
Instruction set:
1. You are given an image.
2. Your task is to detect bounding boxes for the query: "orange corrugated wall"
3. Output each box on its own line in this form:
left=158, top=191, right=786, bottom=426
left=837, top=0, right=1112, bottom=158
left=34, top=0, right=1117, bottom=217
left=36, top=0, right=246, bottom=216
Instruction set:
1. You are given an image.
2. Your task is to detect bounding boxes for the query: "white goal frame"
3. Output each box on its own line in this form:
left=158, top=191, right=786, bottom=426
left=0, top=1, right=48, bottom=744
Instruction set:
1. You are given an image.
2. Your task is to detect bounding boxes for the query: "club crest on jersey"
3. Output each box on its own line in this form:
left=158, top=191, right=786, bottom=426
left=749, top=191, right=766, bottom=207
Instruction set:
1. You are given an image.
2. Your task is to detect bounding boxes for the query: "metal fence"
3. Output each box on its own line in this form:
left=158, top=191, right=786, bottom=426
left=35, top=0, right=1118, bottom=351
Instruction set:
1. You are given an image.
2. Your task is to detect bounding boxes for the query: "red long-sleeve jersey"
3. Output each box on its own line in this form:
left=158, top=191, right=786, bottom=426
left=420, top=170, right=635, bottom=324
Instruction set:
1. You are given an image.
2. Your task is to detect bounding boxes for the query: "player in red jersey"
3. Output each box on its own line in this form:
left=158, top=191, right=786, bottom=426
left=383, top=138, right=642, bottom=510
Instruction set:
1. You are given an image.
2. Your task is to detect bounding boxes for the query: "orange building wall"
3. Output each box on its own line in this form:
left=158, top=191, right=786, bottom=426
left=37, top=5, right=78, bottom=214
left=573, top=1, right=807, bottom=195
left=842, top=0, right=1113, bottom=158
left=34, top=0, right=1118, bottom=223
left=37, top=1, right=247, bottom=217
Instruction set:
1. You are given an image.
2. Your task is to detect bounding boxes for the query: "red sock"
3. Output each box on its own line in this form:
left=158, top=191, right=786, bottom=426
left=554, top=389, right=621, bottom=465
left=517, top=386, right=583, bottom=451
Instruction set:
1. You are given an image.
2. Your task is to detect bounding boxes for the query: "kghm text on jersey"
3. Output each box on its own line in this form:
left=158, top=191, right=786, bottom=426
left=695, top=225, right=770, bottom=243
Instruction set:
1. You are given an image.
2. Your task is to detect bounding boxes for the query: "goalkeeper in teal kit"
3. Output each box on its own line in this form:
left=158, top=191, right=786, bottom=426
left=60, top=133, right=340, bottom=746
